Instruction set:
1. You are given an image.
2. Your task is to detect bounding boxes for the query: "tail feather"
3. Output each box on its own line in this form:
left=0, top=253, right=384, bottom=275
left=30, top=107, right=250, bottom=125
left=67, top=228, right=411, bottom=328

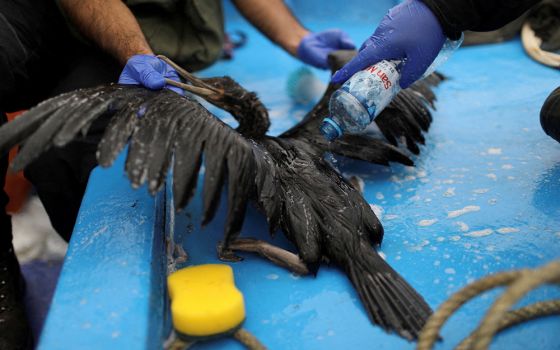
left=343, top=246, right=432, bottom=340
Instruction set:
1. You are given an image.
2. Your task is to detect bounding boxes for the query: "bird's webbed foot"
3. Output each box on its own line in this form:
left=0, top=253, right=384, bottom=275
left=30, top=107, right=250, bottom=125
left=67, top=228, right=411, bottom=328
left=217, top=242, right=244, bottom=262
left=228, top=238, right=310, bottom=275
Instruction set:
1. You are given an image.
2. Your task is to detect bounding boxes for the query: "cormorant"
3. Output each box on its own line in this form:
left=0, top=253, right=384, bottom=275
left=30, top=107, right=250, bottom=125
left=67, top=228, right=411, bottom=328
left=0, top=51, right=444, bottom=340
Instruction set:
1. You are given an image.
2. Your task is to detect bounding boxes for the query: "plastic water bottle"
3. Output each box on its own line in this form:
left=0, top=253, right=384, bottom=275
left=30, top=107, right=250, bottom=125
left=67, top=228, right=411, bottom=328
left=320, top=36, right=463, bottom=141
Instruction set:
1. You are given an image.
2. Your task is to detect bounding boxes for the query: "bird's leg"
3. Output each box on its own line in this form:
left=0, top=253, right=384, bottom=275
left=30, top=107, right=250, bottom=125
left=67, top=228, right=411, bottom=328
left=217, top=243, right=244, bottom=263
left=157, top=55, right=225, bottom=100
left=227, top=238, right=310, bottom=275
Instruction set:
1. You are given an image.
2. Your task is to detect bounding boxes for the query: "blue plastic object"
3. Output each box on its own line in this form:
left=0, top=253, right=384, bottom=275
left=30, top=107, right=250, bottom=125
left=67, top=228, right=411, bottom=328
left=119, top=54, right=184, bottom=95
left=39, top=1, right=560, bottom=349
left=296, top=29, right=356, bottom=69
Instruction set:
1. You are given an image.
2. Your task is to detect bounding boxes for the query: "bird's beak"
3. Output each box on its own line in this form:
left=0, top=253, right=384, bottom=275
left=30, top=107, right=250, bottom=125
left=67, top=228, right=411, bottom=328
left=157, top=55, right=225, bottom=101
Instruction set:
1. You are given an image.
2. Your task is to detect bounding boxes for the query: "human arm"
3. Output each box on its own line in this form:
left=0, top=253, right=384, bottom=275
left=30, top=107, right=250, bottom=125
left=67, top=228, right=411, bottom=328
left=58, top=0, right=152, bottom=65
left=332, top=0, right=540, bottom=88
left=58, top=0, right=182, bottom=93
left=423, top=0, right=540, bottom=40
left=231, top=0, right=355, bottom=68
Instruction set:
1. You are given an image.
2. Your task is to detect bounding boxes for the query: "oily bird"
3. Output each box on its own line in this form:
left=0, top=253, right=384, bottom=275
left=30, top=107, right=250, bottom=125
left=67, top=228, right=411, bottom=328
left=0, top=51, right=445, bottom=340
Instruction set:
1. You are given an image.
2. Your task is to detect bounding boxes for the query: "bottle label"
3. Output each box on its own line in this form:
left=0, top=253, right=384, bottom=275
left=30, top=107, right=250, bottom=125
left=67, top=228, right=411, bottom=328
left=341, top=60, right=399, bottom=120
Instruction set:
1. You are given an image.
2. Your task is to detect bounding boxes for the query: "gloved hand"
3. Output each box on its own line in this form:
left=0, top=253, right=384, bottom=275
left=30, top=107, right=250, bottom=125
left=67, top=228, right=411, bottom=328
left=297, top=29, right=356, bottom=69
left=119, top=54, right=184, bottom=95
left=331, top=0, right=446, bottom=89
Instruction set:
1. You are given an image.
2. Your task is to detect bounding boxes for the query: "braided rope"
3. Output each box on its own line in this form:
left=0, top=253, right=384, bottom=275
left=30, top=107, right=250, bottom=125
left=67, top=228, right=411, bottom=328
left=456, top=300, right=560, bottom=350
left=417, top=260, right=560, bottom=350
left=234, top=328, right=268, bottom=350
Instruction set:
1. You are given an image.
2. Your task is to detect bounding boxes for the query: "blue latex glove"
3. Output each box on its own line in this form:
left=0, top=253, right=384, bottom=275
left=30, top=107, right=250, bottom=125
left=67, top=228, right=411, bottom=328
left=331, top=0, right=446, bottom=89
left=297, top=29, right=356, bottom=69
left=118, top=54, right=184, bottom=95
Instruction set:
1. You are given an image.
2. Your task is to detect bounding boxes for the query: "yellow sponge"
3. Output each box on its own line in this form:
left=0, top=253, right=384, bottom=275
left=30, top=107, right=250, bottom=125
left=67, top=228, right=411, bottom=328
left=167, top=264, right=245, bottom=338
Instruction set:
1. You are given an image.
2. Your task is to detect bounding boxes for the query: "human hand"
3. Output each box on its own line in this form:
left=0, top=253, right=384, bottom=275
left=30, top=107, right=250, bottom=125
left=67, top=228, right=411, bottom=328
left=118, top=54, right=184, bottom=95
left=331, top=0, right=446, bottom=89
left=297, top=29, right=356, bottom=69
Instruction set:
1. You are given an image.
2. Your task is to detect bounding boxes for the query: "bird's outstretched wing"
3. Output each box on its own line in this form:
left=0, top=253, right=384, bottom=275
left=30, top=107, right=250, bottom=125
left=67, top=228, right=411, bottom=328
left=282, top=50, right=445, bottom=162
left=0, top=85, right=258, bottom=243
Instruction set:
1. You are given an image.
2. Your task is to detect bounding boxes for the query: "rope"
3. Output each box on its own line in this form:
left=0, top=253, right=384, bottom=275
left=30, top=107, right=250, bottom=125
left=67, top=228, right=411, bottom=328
left=417, top=260, right=560, bottom=350
left=234, top=328, right=268, bottom=350
left=456, top=300, right=560, bottom=350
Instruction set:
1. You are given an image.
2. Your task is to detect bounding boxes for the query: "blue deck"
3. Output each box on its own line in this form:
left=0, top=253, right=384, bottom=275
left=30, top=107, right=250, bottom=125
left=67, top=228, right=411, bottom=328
left=39, top=1, right=560, bottom=349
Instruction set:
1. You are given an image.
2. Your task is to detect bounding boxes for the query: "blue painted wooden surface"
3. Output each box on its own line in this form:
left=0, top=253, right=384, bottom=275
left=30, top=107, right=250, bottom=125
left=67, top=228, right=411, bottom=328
left=40, top=0, right=560, bottom=349
left=38, top=152, right=169, bottom=349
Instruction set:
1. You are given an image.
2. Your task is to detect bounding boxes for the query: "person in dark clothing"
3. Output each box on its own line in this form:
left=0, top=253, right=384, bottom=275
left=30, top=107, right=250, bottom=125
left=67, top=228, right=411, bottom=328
left=332, top=0, right=541, bottom=87
left=331, top=0, right=559, bottom=143
left=0, top=0, right=356, bottom=348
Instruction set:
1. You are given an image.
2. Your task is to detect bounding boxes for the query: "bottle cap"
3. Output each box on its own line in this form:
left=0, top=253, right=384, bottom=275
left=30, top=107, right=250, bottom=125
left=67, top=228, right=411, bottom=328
left=320, top=118, right=343, bottom=141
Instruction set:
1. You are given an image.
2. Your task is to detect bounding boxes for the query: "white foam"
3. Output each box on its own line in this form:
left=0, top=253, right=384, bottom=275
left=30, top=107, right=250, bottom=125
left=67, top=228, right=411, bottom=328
left=448, top=205, right=480, bottom=218
left=443, top=188, right=456, bottom=197
left=464, top=229, right=494, bottom=237
left=418, top=219, right=438, bottom=227
left=487, top=148, right=502, bottom=155
left=455, top=221, right=470, bottom=232
left=497, top=227, right=520, bottom=234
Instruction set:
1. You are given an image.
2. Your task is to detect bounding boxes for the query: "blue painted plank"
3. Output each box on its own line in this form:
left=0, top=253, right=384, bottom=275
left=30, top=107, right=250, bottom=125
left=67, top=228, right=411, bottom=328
left=38, top=152, right=168, bottom=350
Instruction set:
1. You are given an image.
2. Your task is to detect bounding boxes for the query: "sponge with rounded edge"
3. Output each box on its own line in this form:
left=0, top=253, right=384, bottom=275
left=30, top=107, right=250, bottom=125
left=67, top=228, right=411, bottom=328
left=168, top=264, right=245, bottom=338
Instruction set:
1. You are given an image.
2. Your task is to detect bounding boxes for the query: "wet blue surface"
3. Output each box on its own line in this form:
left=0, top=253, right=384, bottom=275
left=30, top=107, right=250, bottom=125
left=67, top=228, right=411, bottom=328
left=175, top=7, right=560, bottom=350
left=38, top=153, right=169, bottom=350
left=40, top=1, right=560, bottom=349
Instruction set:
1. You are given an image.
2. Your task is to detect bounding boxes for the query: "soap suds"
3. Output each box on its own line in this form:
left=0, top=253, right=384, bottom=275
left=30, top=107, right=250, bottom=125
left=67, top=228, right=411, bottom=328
left=455, top=221, right=470, bottom=232
left=464, top=229, right=493, bottom=237
left=497, top=227, right=520, bottom=234
left=448, top=206, right=480, bottom=218
left=418, top=219, right=438, bottom=227
left=443, top=188, right=456, bottom=197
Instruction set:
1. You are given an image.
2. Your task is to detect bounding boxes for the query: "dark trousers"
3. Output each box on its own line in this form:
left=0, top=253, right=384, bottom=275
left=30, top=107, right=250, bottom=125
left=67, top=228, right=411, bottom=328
left=0, top=113, right=11, bottom=248
left=0, top=0, right=121, bottom=244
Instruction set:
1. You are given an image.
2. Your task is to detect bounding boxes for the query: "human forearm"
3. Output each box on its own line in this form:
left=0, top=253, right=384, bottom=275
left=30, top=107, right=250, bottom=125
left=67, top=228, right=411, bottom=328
left=58, top=0, right=152, bottom=65
left=231, top=0, right=308, bottom=55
